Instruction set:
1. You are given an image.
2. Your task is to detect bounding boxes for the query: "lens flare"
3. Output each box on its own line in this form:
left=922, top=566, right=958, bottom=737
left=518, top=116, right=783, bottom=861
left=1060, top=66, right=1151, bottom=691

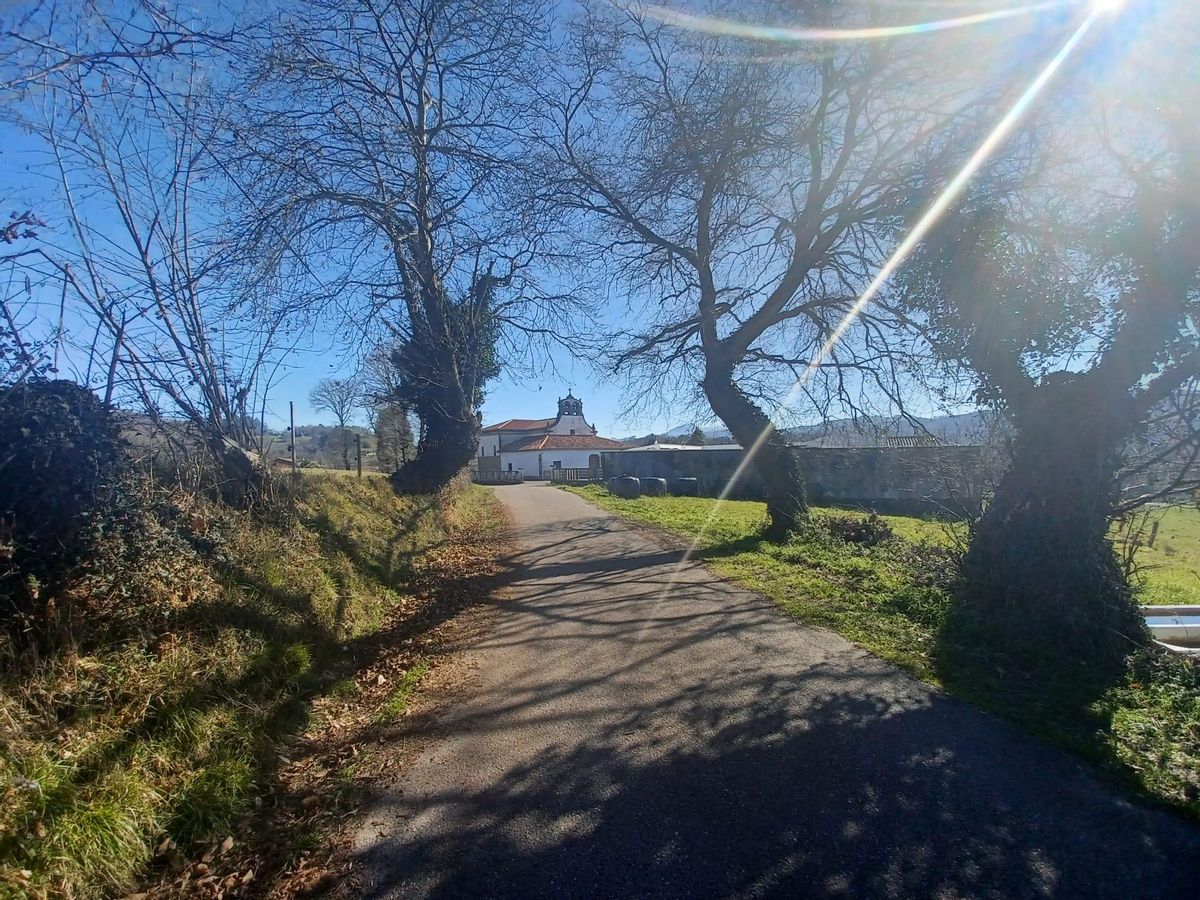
left=646, top=6, right=1110, bottom=619
left=642, top=1, right=1080, bottom=43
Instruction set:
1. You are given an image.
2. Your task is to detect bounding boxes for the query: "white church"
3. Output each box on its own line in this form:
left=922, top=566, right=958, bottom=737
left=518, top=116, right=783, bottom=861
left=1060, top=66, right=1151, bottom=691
left=477, top=392, right=629, bottom=478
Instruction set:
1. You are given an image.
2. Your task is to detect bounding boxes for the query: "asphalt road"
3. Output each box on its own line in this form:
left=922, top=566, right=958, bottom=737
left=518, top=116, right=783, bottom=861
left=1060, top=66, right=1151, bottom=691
left=354, top=482, right=1200, bottom=899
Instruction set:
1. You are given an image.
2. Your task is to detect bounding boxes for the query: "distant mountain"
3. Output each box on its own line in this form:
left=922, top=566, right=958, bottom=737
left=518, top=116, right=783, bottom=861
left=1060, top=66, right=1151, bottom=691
left=618, top=420, right=731, bottom=445
left=662, top=422, right=709, bottom=437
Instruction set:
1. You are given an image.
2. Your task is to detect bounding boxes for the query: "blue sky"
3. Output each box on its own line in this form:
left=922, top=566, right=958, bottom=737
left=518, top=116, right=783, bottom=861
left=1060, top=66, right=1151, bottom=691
left=0, top=2, right=682, bottom=440
left=0, top=122, right=668, bottom=438
left=265, top=338, right=657, bottom=436
left=9, top=0, right=1142, bottom=441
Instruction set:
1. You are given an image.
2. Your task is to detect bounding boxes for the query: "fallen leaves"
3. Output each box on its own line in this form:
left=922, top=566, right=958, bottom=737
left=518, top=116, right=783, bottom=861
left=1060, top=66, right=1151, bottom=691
left=124, top=487, right=512, bottom=899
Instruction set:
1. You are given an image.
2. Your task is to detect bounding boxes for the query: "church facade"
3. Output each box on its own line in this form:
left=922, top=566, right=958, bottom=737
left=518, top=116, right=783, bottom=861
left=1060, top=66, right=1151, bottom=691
left=477, top=393, right=628, bottom=478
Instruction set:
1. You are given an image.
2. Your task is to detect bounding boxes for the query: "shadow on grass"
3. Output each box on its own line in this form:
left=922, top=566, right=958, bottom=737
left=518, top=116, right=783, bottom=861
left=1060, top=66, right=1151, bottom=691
left=695, top=533, right=770, bottom=560
left=15, top=486, right=510, bottom=876
left=931, top=608, right=1149, bottom=805
left=304, top=494, right=445, bottom=589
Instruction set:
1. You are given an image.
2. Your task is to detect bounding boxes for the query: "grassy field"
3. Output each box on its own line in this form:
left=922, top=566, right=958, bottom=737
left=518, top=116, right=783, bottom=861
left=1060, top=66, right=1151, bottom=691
left=1123, top=506, right=1200, bottom=606
left=568, top=487, right=1198, bottom=608
left=0, top=475, right=506, bottom=898
left=564, top=485, right=1200, bottom=818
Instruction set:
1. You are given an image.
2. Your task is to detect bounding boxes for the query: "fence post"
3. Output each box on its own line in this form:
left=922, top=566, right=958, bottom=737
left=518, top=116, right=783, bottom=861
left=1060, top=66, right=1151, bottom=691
left=289, top=401, right=297, bottom=473
left=356, top=433, right=362, bottom=478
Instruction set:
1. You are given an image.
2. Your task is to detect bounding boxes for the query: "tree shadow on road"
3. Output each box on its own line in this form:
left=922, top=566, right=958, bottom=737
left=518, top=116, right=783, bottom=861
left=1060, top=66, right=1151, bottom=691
left=353, top=512, right=1200, bottom=900
left=356, top=660, right=1200, bottom=899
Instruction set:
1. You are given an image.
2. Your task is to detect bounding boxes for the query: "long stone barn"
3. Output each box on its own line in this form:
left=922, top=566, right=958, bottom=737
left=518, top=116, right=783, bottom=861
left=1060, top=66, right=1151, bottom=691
left=600, top=440, right=983, bottom=516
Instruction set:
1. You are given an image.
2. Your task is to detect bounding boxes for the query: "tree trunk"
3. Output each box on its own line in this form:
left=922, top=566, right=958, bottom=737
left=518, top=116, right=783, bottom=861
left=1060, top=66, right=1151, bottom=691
left=389, top=382, right=478, bottom=495
left=208, top=434, right=264, bottom=506
left=702, top=362, right=807, bottom=537
left=953, top=376, right=1146, bottom=668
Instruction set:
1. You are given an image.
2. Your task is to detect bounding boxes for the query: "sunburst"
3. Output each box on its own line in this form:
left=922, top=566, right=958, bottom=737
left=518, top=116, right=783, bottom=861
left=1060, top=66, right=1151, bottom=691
left=638, top=0, right=1128, bottom=617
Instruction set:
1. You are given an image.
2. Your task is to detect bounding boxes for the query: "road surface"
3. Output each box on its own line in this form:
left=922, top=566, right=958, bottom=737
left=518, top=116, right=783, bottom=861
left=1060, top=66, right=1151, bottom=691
left=354, top=482, right=1200, bottom=898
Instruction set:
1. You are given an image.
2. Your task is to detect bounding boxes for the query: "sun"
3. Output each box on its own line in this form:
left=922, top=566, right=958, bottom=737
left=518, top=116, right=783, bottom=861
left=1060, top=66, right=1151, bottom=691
left=1092, top=0, right=1125, bottom=13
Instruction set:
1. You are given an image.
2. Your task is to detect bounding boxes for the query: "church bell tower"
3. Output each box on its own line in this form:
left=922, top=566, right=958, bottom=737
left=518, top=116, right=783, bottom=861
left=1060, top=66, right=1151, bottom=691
left=558, top=392, right=583, bottom=417
left=552, top=390, right=597, bottom=435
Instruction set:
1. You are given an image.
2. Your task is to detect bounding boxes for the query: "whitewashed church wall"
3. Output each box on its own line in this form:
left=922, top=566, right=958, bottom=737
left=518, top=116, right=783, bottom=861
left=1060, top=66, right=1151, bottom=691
left=498, top=448, right=603, bottom=477
left=547, top=414, right=596, bottom=436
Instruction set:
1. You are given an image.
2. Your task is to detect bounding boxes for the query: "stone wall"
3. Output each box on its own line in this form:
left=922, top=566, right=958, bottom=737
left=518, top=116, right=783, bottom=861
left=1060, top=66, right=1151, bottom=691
left=600, top=446, right=982, bottom=516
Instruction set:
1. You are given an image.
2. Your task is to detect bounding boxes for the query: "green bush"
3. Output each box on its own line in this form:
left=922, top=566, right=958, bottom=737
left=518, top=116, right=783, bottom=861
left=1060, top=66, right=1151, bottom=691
left=823, top=511, right=895, bottom=547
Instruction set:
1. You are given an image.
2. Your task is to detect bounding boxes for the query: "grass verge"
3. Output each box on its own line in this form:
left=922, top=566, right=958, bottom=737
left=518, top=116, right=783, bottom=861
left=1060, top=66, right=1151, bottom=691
left=563, top=485, right=1200, bottom=819
left=0, top=475, right=507, bottom=899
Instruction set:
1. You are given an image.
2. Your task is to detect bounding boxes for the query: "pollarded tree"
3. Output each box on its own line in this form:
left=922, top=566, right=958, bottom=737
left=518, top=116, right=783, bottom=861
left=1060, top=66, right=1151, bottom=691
left=904, top=124, right=1200, bottom=668
left=538, top=0, right=1020, bottom=535
left=310, top=378, right=362, bottom=470
left=238, top=0, right=572, bottom=493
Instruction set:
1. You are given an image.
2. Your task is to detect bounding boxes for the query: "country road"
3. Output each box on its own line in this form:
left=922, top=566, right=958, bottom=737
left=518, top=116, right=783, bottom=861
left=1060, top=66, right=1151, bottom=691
left=354, top=482, right=1200, bottom=899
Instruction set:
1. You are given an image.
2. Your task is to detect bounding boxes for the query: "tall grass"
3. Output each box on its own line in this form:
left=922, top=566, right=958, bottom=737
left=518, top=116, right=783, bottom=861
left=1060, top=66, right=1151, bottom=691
left=0, top=474, right=503, bottom=898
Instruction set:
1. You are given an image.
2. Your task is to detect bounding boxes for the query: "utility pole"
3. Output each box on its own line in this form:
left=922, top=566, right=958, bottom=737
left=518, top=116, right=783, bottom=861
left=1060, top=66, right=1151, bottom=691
left=356, top=432, right=362, bottom=478
left=289, top=401, right=297, bottom=473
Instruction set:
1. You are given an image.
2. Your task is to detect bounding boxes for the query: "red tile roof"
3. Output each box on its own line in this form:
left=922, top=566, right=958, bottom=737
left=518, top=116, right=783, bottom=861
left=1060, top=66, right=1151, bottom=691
left=481, top=417, right=556, bottom=433
left=503, top=434, right=631, bottom=451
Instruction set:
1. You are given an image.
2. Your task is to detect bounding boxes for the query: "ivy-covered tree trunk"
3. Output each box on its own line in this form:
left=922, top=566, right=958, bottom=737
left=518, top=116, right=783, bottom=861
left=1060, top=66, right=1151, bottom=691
left=387, top=272, right=499, bottom=495
left=702, top=361, right=807, bottom=537
left=390, top=376, right=478, bottom=494
left=954, top=377, right=1146, bottom=667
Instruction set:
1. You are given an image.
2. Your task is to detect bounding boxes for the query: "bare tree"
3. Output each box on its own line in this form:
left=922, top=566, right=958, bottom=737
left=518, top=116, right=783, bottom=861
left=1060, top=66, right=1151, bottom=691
left=2, top=1, right=233, bottom=399
left=360, top=341, right=416, bottom=470
left=3, top=12, right=304, bottom=497
left=236, top=0, right=575, bottom=493
left=360, top=342, right=404, bottom=409
left=1, top=1, right=224, bottom=102
left=538, top=1, right=1010, bottom=534
left=1118, top=381, right=1200, bottom=514
left=1, top=212, right=53, bottom=384
left=310, top=377, right=362, bottom=470
left=374, top=402, right=415, bottom=472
